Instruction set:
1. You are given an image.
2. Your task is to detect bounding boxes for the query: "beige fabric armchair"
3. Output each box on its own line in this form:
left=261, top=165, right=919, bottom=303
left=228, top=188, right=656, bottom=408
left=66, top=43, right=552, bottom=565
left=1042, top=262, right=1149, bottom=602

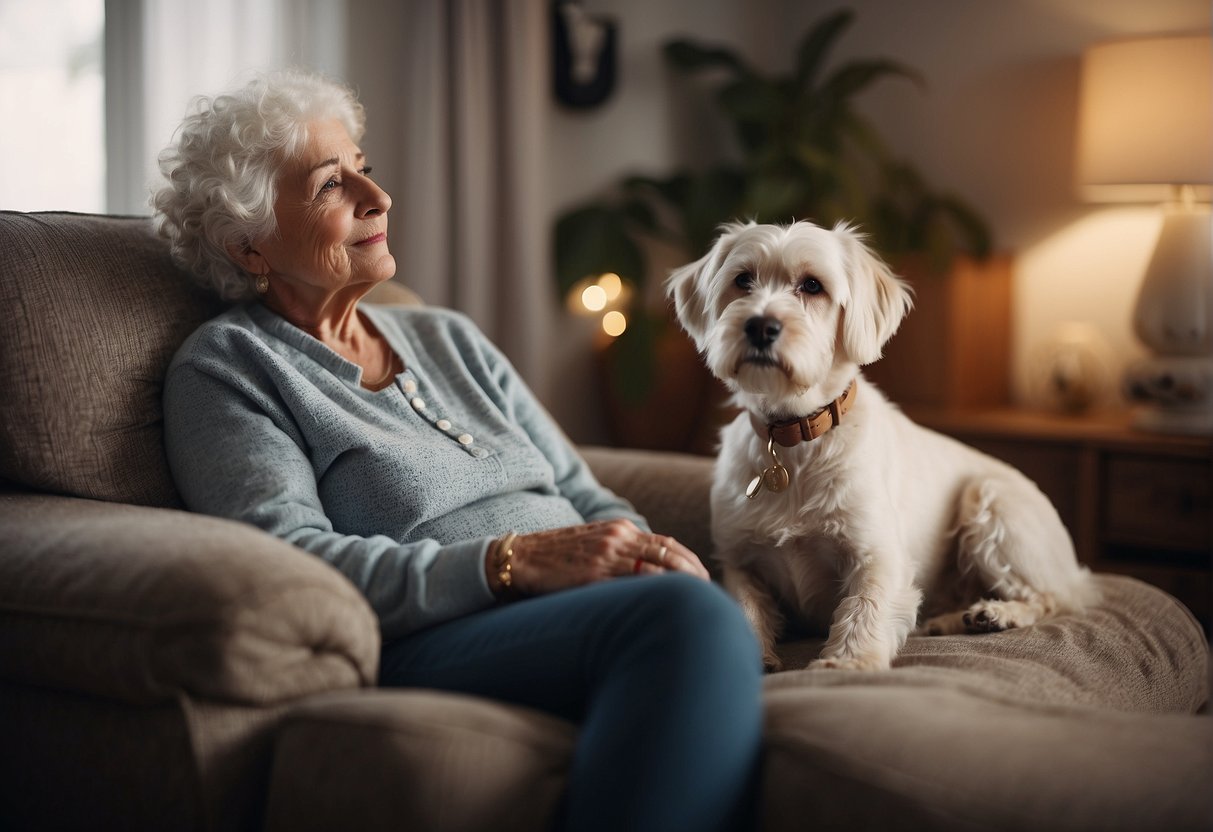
left=1, top=211, right=1210, bottom=832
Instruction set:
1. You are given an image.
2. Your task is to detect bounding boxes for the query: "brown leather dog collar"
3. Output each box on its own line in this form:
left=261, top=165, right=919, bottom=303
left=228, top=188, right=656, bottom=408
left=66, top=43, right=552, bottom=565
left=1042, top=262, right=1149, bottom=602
left=751, top=379, right=857, bottom=447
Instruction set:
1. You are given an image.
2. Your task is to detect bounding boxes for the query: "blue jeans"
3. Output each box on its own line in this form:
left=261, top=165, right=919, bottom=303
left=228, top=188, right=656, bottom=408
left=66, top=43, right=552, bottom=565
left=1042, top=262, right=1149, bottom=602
left=379, top=573, right=764, bottom=832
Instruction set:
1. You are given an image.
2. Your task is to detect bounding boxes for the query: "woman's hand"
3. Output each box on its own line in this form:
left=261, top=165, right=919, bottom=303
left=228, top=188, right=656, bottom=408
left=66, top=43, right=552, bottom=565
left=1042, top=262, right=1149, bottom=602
left=494, top=519, right=710, bottom=597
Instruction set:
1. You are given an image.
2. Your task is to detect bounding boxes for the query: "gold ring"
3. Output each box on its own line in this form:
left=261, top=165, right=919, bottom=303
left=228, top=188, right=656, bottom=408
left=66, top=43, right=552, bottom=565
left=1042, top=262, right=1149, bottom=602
left=658, top=545, right=668, bottom=565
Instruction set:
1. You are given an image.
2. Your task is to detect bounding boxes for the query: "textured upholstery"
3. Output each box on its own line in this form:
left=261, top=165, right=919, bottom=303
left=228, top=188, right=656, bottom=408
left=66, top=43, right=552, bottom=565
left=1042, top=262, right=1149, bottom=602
left=264, top=691, right=576, bottom=832
left=762, top=682, right=1213, bottom=832
left=758, top=576, right=1213, bottom=831
left=0, top=681, right=289, bottom=832
left=0, top=493, right=379, bottom=705
left=0, top=211, right=225, bottom=506
left=771, top=574, right=1209, bottom=713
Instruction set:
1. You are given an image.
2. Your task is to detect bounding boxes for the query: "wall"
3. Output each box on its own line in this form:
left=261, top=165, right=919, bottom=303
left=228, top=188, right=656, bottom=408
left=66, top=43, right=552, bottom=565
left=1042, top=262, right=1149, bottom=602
left=545, top=0, right=1210, bottom=441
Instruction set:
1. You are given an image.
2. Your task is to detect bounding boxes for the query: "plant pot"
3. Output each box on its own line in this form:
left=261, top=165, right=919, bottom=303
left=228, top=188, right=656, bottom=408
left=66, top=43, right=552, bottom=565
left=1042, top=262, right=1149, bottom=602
left=597, top=317, right=735, bottom=454
left=863, top=254, right=1013, bottom=409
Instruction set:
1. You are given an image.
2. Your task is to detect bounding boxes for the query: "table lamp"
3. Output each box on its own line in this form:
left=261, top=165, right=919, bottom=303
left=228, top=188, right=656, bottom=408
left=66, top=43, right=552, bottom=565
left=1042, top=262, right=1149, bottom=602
left=1076, top=34, right=1213, bottom=434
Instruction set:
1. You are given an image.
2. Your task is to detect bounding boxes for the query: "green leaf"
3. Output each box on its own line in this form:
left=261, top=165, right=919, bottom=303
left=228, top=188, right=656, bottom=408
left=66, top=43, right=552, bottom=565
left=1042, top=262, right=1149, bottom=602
left=619, top=196, right=659, bottom=234
left=794, top=9, right=855, bottom=92
left=934, top=195, right=995, bottom=259
left=553, top=205, right=646, bottom=298
left=743, top=174, right=808, bottom=223
left=717, top=77, right=786, bottom=124
left=623, top=172, right=691, bottom=210
left=819, top=59, right=924, bottom=104
left=681, top=167, right=747, bottom=253
left=837, top=110, right=893, bottom=166
left=791, top=142, right=838, bottom=174
left=609, top=308, right=659, bottom=403
left=924, top=213, right=955, bottom=274
left=663, top=40, right=753, bottom=77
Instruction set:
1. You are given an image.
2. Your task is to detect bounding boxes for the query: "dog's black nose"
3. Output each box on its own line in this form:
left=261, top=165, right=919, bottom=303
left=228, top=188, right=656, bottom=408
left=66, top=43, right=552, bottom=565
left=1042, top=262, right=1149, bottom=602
left=745, top=316, right=782, bottom=348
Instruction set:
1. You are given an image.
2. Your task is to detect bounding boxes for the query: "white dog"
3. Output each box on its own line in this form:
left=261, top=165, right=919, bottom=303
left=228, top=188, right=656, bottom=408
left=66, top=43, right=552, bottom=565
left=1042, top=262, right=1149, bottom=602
left=667, top=220, right=1095, bottom=671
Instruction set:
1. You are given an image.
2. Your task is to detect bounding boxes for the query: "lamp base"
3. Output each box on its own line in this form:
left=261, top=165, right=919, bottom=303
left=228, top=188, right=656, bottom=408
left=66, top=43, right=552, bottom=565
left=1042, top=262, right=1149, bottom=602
left=1123, top=355, right=1213, bottom=435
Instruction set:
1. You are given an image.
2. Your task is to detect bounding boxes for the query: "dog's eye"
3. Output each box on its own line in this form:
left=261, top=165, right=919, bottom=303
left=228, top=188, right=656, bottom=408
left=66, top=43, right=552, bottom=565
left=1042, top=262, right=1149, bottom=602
left=734, top=272, right=755, bottom=291
left=798, top=276, right=824, bottom=295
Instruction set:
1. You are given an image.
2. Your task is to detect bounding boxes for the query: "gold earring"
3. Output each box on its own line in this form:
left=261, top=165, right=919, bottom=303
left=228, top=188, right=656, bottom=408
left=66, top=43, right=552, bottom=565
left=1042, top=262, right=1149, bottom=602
left=255, top=274, right=270, bottom=294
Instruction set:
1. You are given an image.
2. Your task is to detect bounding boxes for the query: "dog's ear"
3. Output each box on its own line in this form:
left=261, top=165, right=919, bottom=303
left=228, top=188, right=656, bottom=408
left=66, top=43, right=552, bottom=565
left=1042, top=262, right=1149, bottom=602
left=666, top=222, right=748, bottom=351
left=666, top=251, right=713, bottom=350
left=835, top=222, right=914, bottom=365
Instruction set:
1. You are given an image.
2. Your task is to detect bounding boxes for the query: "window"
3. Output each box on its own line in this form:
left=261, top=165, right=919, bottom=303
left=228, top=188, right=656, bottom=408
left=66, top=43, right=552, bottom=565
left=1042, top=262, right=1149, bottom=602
left=0, top=0, right=344, bottom=216
left=0, top=0, right=105, bottom=212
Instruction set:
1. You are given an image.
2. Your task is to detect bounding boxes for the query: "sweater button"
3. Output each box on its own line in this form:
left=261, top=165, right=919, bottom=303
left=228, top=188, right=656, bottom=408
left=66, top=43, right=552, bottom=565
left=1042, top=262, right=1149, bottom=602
left=411, top=397, right=426, bottom=411
left=402, top=379, right=418, bottom=394
left=457, top=433, right=474, bottom=445
left=436, top=419, right=452, bottom=431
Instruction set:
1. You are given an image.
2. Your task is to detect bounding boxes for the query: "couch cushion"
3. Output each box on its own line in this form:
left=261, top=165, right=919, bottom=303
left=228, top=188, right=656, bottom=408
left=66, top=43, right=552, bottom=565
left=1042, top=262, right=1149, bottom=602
left=0, top=493, right=380, bottom=705
left=0, top=211, right=225, bottom=507
left=0, top=681, right=206, bottom=831
left=759, top=574, right=1211, bottom=832
left=772, top=575, right=1209, bottom=713
left=264, top=690, right=576, bottom=832
left=762, top=683, right=1213, bottom=832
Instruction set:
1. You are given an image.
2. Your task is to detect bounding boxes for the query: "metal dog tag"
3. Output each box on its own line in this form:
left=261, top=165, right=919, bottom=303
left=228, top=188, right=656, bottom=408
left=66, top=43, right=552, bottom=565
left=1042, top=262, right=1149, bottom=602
left=763, top=464, right=789, bottom=492
left=745, top=473, right=764, bottom=499
left=745, top=438, right=790, bottom=499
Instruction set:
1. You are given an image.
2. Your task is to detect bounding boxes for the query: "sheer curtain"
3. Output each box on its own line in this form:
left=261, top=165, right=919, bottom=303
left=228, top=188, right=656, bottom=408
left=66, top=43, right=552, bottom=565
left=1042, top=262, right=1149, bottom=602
left=385, top=0, right=554, bottom=398
left=105, top=0, right=347, bottom=215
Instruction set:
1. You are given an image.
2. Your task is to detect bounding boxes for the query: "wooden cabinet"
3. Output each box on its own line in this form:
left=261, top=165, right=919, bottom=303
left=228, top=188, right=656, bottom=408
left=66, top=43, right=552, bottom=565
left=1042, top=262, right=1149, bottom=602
left=907, top=407, right=1212, bottom=628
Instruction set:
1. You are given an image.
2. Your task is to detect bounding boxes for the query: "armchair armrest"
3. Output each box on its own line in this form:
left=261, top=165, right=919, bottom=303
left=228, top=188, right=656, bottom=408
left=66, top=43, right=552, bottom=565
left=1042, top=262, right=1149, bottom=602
left=0, top=493, right=379, bottom=706
left=580, top=446, right=716, bottom=562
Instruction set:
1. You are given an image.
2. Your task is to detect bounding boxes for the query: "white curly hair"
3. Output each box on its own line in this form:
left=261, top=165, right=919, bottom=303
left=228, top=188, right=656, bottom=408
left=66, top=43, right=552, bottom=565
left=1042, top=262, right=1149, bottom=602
left=151, top=70, right=366, bottom=300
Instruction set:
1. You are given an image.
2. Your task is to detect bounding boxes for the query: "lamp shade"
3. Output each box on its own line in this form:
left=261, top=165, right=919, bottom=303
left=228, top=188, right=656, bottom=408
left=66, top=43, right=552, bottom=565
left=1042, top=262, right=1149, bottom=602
left=1077, top=34, right=1212, bottom=201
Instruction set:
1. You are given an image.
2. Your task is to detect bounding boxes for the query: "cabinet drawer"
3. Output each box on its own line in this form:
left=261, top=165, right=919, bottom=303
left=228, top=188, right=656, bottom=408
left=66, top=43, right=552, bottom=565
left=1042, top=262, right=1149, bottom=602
left=1103, top=454, right=1211, bottom=551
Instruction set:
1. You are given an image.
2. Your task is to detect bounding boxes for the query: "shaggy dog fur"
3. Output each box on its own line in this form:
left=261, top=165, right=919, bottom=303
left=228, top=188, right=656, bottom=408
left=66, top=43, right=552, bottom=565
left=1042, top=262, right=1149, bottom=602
left=667, top=221, right=1096, bottom=670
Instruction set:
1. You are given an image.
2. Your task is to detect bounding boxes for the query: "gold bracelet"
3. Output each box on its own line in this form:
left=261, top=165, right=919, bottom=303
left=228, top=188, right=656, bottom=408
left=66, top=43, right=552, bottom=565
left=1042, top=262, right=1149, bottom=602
left=494, top=531, right=518, bottom=597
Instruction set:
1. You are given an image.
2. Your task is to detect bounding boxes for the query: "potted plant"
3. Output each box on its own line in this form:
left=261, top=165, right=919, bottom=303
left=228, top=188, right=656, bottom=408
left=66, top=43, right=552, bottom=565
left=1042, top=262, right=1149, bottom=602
left=555, top=9, right=999, bottom=449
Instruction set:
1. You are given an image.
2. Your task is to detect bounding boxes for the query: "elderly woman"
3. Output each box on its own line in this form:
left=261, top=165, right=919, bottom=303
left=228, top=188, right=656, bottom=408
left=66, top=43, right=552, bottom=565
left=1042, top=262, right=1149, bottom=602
left=154, top=71, right=762, bottom=831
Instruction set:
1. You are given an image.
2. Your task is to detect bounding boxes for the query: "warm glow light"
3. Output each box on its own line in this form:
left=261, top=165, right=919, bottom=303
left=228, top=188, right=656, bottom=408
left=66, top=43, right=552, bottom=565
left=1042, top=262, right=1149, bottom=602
left=597, top=272, right=622, bottom=301
left=581, top=284, right=608, bottom=312
left=602, top=311, right=627, bottom=337
left=1078, top=34, right=1212, bottom=201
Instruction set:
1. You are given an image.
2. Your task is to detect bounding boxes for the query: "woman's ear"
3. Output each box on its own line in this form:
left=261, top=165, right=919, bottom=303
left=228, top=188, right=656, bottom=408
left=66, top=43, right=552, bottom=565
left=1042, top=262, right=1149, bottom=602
left=225, top=241, right=266, bottom=277
left=835, top=223, right=913, bottom=366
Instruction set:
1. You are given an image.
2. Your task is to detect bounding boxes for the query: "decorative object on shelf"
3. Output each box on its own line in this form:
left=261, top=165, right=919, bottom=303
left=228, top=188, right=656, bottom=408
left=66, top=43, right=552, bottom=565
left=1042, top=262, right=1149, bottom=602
left=552, top=1, right=617, bottom=109
left=554, top=9, right=993, bottom=445
left=1026, top=322, right=1115, bottom=413
left=1076, top=34, right=1213, bottom=434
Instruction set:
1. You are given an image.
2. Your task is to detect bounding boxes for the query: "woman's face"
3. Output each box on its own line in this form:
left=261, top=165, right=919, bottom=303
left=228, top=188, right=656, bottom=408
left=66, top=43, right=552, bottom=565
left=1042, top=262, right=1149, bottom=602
left=254, top=118, right=395, bottom=294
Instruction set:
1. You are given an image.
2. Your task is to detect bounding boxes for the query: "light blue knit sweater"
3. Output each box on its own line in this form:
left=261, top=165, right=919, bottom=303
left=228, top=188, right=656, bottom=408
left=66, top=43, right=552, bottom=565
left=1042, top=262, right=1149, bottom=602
left=163, top=303, right=647, bottom=638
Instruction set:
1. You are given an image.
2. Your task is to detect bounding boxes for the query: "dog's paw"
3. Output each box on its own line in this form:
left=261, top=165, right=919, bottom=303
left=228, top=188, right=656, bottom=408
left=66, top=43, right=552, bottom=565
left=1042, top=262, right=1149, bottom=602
left=917, top=612, right=967, bottom=636
left=807, top=654, right=889, bottom=672
left=962, top=599, right=1038, bottom=633
left=763, top=651, right=785, bottom=673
